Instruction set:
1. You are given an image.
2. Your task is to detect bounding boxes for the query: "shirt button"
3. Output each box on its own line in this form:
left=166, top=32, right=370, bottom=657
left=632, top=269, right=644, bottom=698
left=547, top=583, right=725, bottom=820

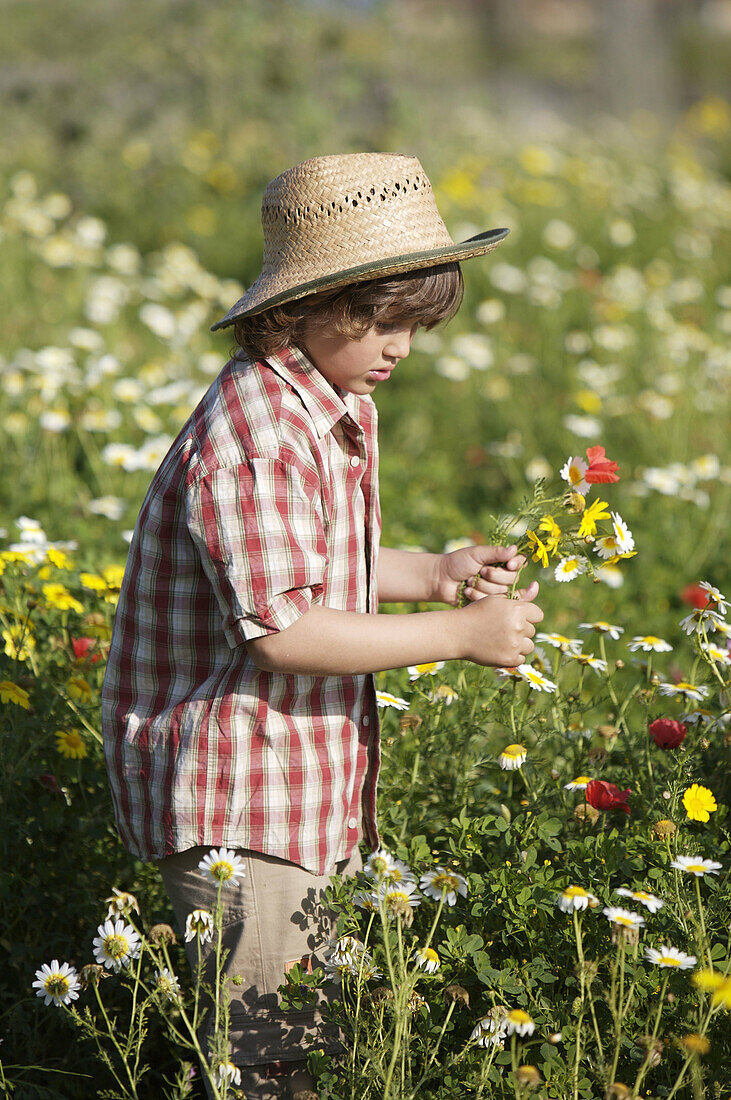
left=349, top=455, right=360, bottom=468
left=362, top=715, right=370, bottom=726
left=348, top=816, right=359, bottom=829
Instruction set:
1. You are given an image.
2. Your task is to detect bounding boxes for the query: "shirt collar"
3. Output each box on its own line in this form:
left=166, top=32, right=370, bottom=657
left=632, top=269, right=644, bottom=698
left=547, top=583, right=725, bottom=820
left=263, top=345, right=371, bottom=439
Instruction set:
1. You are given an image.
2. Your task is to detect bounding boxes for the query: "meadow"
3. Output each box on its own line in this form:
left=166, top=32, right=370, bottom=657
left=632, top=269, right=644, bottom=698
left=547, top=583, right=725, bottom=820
left=1, top=60, right=730, bottom=1099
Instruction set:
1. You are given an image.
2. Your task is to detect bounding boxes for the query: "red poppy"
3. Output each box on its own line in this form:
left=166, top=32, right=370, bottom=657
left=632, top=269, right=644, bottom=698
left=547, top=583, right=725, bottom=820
left=584, top=446, right=620, bottom=484
left=39, top=773, right=60, bottom=794
left=649, top=718, right=687, bottom=749
left=680, top=583, right=711, bottom=610
left=585, top=779, right=631, bottom=814
left=71, top=636, right=100, bottom=663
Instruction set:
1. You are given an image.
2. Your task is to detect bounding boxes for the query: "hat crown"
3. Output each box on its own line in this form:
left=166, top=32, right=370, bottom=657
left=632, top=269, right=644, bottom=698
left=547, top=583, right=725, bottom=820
left=259, top=152, right=454, bottom=281
left=210, top=151, right=509, bottom=331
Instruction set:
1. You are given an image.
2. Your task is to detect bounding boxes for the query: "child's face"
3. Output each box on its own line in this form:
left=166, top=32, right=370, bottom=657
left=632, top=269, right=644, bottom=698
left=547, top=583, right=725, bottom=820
left=302, top=323, right=417, bottom=395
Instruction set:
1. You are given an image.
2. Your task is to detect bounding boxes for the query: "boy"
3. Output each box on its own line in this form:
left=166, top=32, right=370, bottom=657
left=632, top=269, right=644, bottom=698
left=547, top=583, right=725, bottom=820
left=102, top=152, right=542, bottom=1098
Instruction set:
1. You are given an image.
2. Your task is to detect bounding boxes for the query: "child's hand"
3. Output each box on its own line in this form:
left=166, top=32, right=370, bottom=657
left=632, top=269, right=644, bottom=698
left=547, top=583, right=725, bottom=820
left=458, top=594, right=544, bottom=668
left=434, top=544, right=538, bottom=606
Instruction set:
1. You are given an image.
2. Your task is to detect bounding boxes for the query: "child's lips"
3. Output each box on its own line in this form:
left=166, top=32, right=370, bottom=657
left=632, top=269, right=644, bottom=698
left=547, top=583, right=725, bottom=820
left=368, top=366, right=394, bottom=381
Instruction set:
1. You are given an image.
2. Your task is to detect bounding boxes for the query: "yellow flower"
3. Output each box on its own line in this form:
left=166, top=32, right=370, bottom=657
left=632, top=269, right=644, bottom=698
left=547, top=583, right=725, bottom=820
left=526, top=530, right=549, bottom=568
left=578, top=498, right=610, bottom=539
left=43, top=584, right=84, bottom=615
left=66, top=676, right=93, bottom=704
left=683, top=784, right=718, bottom=823
left=692, top=969, right=731, bottom=1009
left=3, top=626, right=36, bottom=662
left=80, top=573, right=108, bottom=592
left=679, top=1033, right=710, bottom=1055
left=0, top=680, right=31, bottom=708
left=55, top=730, right=88, bottom=759
left=538, top=514, right=561, bottom=553
left=46, top=548, right=73, bottom=570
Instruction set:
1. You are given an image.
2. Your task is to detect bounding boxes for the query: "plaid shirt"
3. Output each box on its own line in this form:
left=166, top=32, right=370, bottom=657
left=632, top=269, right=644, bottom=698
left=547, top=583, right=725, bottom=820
left=102, top=346, right=381, bottom=875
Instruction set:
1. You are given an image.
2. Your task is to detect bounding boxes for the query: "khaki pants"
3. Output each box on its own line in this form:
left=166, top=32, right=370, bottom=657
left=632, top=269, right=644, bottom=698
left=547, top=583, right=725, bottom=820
left=158, top=845, right=362, bottom=1098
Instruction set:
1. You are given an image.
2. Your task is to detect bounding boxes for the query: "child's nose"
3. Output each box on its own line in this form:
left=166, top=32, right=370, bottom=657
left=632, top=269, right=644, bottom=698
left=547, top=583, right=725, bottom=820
left=386, top=328, right=414, bottom=359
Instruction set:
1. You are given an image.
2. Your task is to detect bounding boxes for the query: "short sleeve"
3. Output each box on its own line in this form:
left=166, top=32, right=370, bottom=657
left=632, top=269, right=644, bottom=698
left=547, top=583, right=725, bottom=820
left=186, top=458, right=328, bottom=644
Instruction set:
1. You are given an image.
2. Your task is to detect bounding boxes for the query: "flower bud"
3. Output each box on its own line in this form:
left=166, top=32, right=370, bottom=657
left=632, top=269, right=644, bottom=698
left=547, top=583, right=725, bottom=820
left=574, top=803, right=600, bottom=824
left=548, top=1031, right=562, bottom=1044
left=564, top=491, right=586, bottom=514
left=149, top=923, right=177, bottom=946
left=516, top=1065, right=542, bottom=1089
left=444, top=984, right=470, bottom=1007
left=399, top=714, right=422, bottom=734
left=606, top=1086, right=631, bottom=1100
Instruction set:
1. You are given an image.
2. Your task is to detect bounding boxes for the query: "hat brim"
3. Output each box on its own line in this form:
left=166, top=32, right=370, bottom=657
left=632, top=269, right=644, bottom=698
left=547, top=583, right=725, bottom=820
left=210, top=227, right=510, bottom=332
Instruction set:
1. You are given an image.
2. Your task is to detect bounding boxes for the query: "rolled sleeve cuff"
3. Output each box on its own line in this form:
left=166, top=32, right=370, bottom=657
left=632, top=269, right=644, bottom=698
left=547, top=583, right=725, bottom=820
left=227, top=583, right=324, bottom=644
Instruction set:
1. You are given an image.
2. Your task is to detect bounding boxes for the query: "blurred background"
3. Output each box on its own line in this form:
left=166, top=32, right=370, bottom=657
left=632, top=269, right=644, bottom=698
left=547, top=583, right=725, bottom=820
left=3, top=0, right=730, bottom=282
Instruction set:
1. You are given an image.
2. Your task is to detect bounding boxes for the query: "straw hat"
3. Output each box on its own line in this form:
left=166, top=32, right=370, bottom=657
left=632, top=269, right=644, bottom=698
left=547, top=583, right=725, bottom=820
left=210, top=152, right=509, bottom=331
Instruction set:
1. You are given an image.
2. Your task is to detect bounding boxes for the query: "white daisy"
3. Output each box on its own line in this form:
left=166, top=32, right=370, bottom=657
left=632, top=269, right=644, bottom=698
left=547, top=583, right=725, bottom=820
left=616, top=888, right=664, bottom=914
left=328, top=935, right=365, bottom=965
left=611, top=513, right=634, bottom=553
left=564, top=776, right=592, bottom=791
left=104, top=888, right=140, bottom=920
left=215, top=1060, right=242, bottom=1087
left=536, top=632, right=582, bottom=654
left=670, top=856, right=723, bottom=877
left=681, top=708, right=715, bottom=726
left=698, top=581, right=728, bottom=616
left=378, top=881, right=422, bottom=918
left=155, top=968, right=181, bottom=1001
left=602, top=907, right=646, bottom=929
left=92, top=919, right=142, bottom=972
left=498, top=743, right=528, bottom=770
left=579, top=621, right=624, bottom=640
left=679, top=608, right=724, bottom=636
left=554, top=556, right=587, bottom=582
left=645, top=946, right=697, bottom=970
left=470, top=1012, right=508, bottom=1048
left=556, top=886, right=598, bottom=912
left=428, top=684, right=459, bottom=705
left=32, top=960, right=80, bottom=1007
left=627, top=635, right=673, bottom=653
left=407, top=661, right=445, bottom=681
left=352, top=889, right=379, bottom=911
left=569, top=652, right=608, bottom=674
left=413, top=946, right=440, bottom=973
left=506, top=1008, right=535, bottom=1036
left=419, top=867, right=468, bottom=906
left=197, top=847, right=246, bottom=888
left=376, top=691, right=409, bottom=710
left=658, top=682, right=710, bottom=703
left=184, top=909, right=214, bottom=944
left=560, top=456, right=590, bottom=494
left=516, top=664, right=557, bottom=692
left=364, top=849, right=415, bottom=885
left=700, top=642, right=731, bottom=666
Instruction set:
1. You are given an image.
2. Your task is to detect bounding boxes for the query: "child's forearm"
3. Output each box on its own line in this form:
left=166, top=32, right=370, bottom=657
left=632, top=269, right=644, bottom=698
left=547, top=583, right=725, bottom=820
left=246, top=594, right=542, bottom=676
left=247, top=603, right=462, bottom=676
left=376, top=546, right=442, bottom=603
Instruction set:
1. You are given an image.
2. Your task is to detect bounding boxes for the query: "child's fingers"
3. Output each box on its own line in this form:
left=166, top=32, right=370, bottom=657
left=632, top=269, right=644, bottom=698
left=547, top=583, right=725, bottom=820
left=479, top=565, right=522, bottom=584
left=464, top=579, right=513, bottom=600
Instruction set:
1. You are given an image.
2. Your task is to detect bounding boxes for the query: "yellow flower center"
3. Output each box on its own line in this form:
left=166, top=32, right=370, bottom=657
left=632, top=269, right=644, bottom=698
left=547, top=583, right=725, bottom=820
left=210, top=860, right=234, bottom=881
left=46, top=974, right=70, bottom=997
left=434, top=874, right=458, bottom=891
left=564, top=886, right=586, bottom=898
left=508, top=1009, right=532, bottom=1024
left=658, top=956, right=681, bottom=966
left=105, top=934, right=129, bottom=958
left=686, top=863, right=706, bottom=874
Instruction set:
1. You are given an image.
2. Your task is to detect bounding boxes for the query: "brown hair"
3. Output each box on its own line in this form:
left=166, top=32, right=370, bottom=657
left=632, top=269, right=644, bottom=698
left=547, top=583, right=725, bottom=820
left=232, top=262, right=463, bottom=359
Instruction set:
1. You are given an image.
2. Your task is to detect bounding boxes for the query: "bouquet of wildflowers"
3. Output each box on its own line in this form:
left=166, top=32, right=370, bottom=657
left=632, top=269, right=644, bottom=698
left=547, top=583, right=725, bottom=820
left=491, top=445, right=635, bottom=591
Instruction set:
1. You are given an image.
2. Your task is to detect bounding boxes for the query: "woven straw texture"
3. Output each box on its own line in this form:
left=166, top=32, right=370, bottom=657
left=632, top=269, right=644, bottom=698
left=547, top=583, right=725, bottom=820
left=211, top=153, right=508, bottom=331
